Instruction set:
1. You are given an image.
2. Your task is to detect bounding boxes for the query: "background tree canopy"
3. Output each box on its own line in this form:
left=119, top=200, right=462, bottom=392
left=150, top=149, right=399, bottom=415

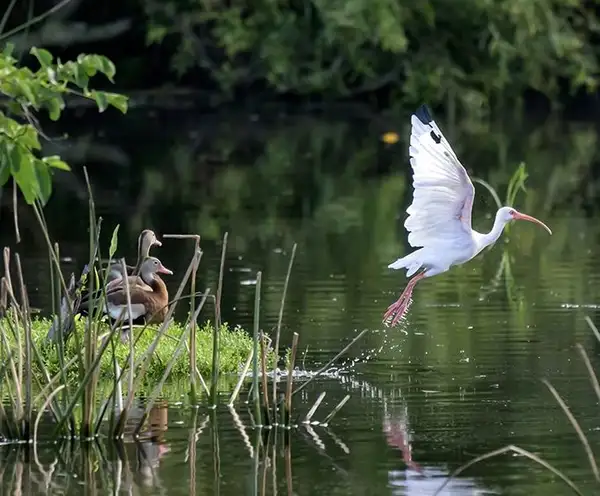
left=2, top=0, right=600, bottom=114
left=145, top=0, right=600, bottom=113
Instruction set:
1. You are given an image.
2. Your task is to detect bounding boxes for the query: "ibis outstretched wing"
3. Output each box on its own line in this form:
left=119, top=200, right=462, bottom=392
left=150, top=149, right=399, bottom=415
left=404, top=105, right=475, bottom=249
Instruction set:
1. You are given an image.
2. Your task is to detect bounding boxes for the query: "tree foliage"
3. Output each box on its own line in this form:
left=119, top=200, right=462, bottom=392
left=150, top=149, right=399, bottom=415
left=0, top=44, right=127, bottom=205
left=144, top=0, right=600, bottom=111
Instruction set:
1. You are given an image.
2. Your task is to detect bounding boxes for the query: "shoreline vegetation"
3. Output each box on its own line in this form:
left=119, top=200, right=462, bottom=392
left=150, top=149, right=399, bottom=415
left=2, top=317, right=277, bottom=383
left=0, top=177, right=367, bottom=442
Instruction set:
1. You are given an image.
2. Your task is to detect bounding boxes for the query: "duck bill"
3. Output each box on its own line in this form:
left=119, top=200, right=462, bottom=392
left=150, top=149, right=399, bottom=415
left=157, top=263, right=173, bottom=275
left=153, top=238, right=162, bottom=247
left=514, top=212, right=552, bottom=235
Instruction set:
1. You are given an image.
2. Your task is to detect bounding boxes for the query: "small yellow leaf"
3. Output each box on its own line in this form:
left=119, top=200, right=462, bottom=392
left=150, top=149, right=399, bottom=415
left=381, top=131, right=399, bottom=144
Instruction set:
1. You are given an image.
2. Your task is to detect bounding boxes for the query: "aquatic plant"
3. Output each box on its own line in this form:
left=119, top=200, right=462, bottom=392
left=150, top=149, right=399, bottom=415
left=472, top=162, right=530, bottom=304
left=434, top=316, right=600, bottom=496
left=473, top=161, right=528, bottom=211
left=225, top=249, right=366, bottom=430
left=0, top=317, right=272, bottom=382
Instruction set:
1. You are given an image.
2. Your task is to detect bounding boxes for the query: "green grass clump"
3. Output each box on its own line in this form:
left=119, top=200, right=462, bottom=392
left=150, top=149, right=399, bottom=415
left=1, top=317, right=276, bottom=383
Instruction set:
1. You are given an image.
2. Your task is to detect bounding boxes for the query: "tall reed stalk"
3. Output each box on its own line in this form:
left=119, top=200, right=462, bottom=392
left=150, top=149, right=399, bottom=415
left=272, top=244, right=297, bottom=405
left=252, top=271, right=263, bottom=426
left=220, top=244, right=366, bottom=430
left=162, top=234, right=202, bottom=400
left=211, top=232, right=228, bottom=407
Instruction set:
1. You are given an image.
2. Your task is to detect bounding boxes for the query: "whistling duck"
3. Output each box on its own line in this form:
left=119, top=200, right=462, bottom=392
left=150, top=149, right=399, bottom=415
left=105, top=229, right=162, bottom=288
left=105, top=262, right=152, bottom=294
left=79, top=229, right=162, bottom=314
left=103, top=256, right=172, bottom=324
left=47, top=232, right=166, bottom=342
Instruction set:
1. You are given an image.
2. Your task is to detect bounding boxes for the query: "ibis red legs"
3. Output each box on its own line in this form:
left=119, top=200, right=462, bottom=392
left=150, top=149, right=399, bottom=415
left=383, top=272, right=426, bottom=327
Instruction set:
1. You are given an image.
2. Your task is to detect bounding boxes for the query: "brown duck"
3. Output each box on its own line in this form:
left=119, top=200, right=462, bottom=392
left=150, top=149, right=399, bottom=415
left=103, top=256, right=172, bottom=324
left=105, top=229, right=162, bottom=290
left=47, top=231, right=164, bottom=342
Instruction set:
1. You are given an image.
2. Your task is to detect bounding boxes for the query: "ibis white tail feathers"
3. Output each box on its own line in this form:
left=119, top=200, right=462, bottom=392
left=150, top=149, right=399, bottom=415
left=387, top=250, right=424, bottom=277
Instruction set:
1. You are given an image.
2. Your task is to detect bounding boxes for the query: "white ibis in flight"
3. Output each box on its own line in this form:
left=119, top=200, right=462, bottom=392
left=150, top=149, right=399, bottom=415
left=383, top=105, right=552, bottom=327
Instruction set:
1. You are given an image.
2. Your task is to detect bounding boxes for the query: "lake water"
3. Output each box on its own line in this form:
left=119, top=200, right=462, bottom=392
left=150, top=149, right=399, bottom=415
left=1, top=107, right=600, bottom=494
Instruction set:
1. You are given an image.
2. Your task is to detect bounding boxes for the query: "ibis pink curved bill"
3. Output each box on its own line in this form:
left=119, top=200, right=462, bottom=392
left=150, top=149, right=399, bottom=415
left=383, top=105, right=552, bottom=327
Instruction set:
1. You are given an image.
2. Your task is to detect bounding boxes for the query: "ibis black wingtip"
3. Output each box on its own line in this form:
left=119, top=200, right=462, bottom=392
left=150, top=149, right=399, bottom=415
left=414, top=104, right=433, bottom=125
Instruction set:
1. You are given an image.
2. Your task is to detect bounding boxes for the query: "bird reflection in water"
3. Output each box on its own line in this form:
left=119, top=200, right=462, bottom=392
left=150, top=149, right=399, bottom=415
left=382, top=392, right=487, bottom=495
left=383, top=397, right=422, bottom=474
left=131, top=400, right=171, bottom=488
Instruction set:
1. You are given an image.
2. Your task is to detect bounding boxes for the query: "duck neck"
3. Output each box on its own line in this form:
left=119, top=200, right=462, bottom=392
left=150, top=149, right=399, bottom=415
left=133, top=236, right=147, bottom=275
left=141, top=273, right=167, bottom=296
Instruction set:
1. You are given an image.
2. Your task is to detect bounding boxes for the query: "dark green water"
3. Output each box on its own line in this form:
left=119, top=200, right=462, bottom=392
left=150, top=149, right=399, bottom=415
left=1, top=108, right=600, bottom=494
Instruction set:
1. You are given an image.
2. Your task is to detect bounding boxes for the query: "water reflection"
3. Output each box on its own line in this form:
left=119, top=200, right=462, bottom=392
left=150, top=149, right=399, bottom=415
left=2, top=365, right=600, bottom=494
left=383, top=396, right=421, bottom=473
left=0, top=406, right=349, bottom=495
left=388, top=467, right=486, bottom=496
left=0, top=383, right=495, bottom=495
left=129, top=401, right=171, bottom=489
left=383, top=391, right=490, bottom=495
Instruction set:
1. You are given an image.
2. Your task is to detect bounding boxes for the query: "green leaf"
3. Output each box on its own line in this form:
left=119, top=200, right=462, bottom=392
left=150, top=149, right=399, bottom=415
left=15, top=79, right=37, bottom=106
left=46, top=97, right=62, bottom=121
left=10, top=148, right=38, bottom=204
left=77, top=54, right=116, bottom=82
left=3, top=43, right=15, bottom=57
left=105, top=92, right=128, bottom=113
left=0, top=162, right=10, bottom=186
left=77, top=54, right=98, bottom=77
left=146, top=25, right=168, bottom=45
left=42, top=155, right=70, bottom=171
left=93, top=55, right=116, bottom=82
left=7, top=142, right=21, bottom=172
left=19, top=125, right=41, bottom=151
left=72, top=63, right=89, bottom=89
left=93, top=91, right=108, bottom=112
left=6, top=100, right=23, bottom=116
left=34, top=160, right=52, bottom=206
left=109, top=224, right=120, bottom=259
left=30, top=47, right=53, bottom=67
left=0, top=143, right=11, bottom=186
